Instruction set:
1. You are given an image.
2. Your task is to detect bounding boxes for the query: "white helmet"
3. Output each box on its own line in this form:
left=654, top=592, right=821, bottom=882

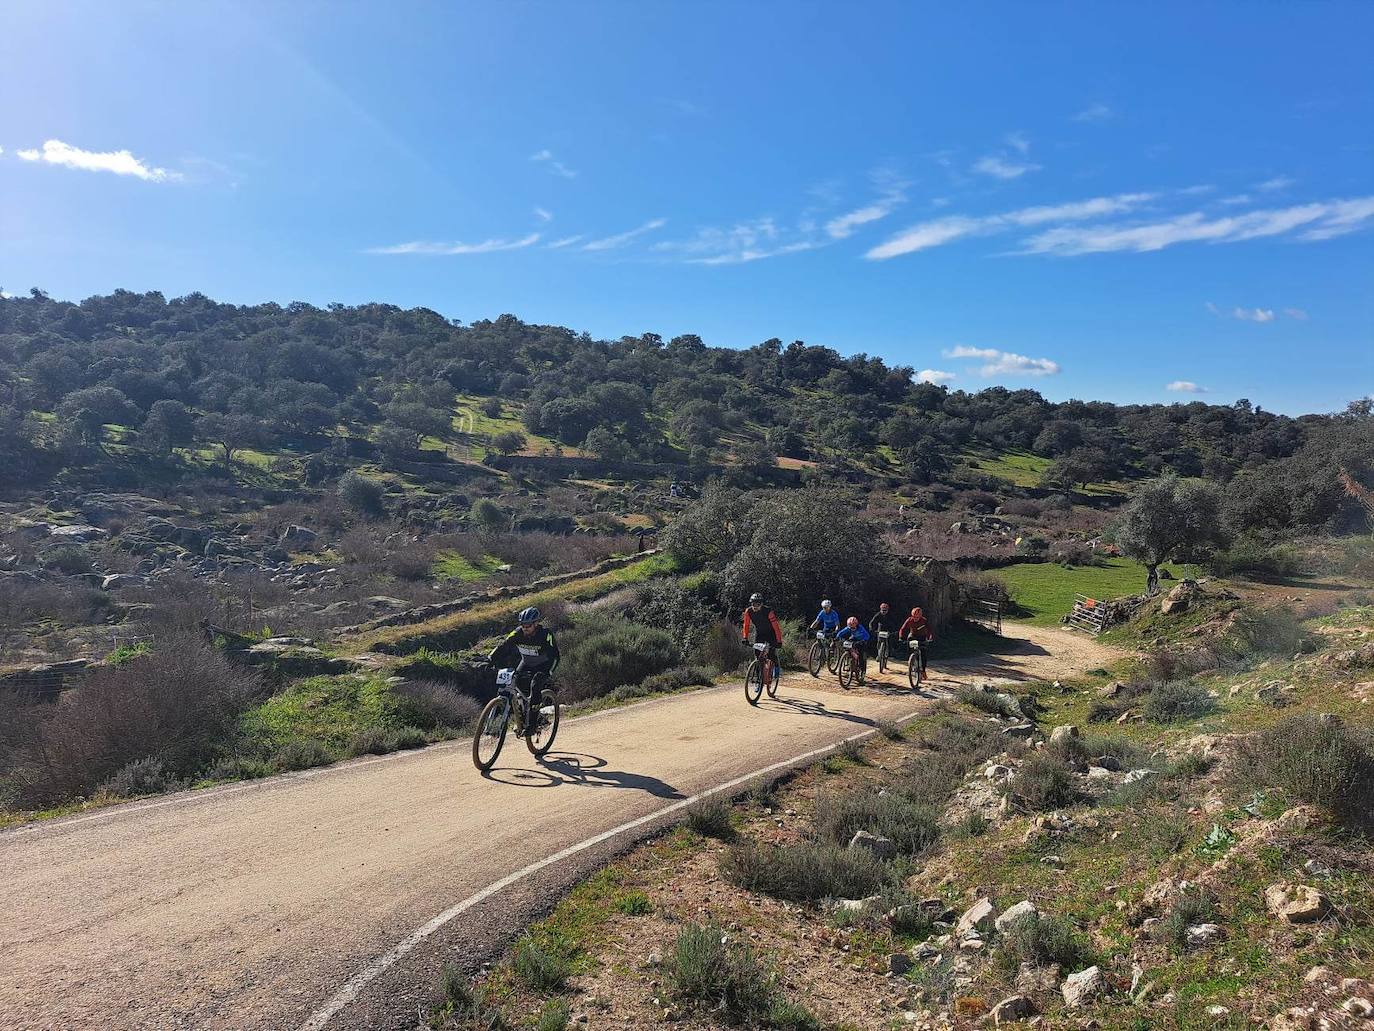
left=821, top=599, right=832, bottom=608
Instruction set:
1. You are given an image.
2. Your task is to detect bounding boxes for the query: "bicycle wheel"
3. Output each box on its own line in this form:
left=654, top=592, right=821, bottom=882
left=765, top=660, right=779, bottom=698
left=838, top=652, right=853, bottom=689
left=877, top=640, right=888, bottom=673
left=472, top=695, right=511, bottom=771
left=907, top=651, right=923, bottom=690
left=857, top=657, right=867, bottom=686
left=826, top=643, right=840, bottom=674
left=525, top=688, right=560, bottom=757
left=808, top=643, right=824, bottom=677
left=744, top=659, right=764, bottom=705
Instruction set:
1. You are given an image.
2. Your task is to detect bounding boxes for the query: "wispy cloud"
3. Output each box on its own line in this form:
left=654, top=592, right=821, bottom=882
left=534, top=207, right=553, bottom=223
left=1020, top=196, right=1374, bottom=255
left=1005, top=131, right=1031, bottom=155
left=1206, top=301, right=1307, bottom=323
left=825, top=172, right=909, bottom=239
left=945, top=345, right=1060, bottom=377
left=1167, top=380, right=1208, bottom=393
left=866, top=192, right=1155, bottom=260
left=367, top=233, right=541, bottom=255
left=530, top=149, right=577, bottom=179
left=1257, top=175, right=1295, bottom=192
left=1235, top=306, right=1276, bottom=322
left=973, top=154, right=1041, bottom=180
left=16, top=139, right=177, bottom=181
left=916, top=369, right=955, bottom=384
left=655, top=217, right=818, bottom=265
left=583, top=218, right=667, bottom=252
left=1220, top=194, right=1253, bottom=206
left=547, top=235, right=583, bottom=249
left=1072, top=102, right=1114, bottom=123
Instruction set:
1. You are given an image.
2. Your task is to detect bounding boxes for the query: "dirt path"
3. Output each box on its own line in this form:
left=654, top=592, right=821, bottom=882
left=0, top=624, right=1114, bottom=1031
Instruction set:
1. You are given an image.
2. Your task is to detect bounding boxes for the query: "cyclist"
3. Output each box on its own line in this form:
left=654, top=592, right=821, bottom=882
left=867, top=601, right=899, bottom=636
left=834, top=615, right=871, bottom=678
left=741, top=592, right=784, bottom=691
left=810, top=599, right=841, bottom=636
left=487, top=606, right=561, bottom=727
left=900, top=606, right=933, bottom=677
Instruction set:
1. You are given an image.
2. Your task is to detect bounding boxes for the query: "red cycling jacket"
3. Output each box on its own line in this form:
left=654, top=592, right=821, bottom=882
left=900, top=614, right=931, bottom=641
left=742, top=606, right=784, bottom=646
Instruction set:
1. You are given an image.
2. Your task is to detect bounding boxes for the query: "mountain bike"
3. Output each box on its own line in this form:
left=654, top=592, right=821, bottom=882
left=907, top=639, right=926, bottom=690
left=472, top=666, right=561, bottom=771
left=808, top=629, right=838, bottom=677
left=837, top=638, right=866, bottom=688
left=744, top=641, right=778, bottom=705
left=876, top=630, right=892, bottom=673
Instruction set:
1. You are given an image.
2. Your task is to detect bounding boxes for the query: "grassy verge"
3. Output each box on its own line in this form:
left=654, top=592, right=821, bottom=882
left=998, top=556, right=1201, bottom=625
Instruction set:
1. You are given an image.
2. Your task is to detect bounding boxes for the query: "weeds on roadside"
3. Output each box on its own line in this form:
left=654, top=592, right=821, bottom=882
left=534, top=999, right=570, bottom=1031
left=433, top=965, right=507, bottom=1031
left=720, top=840, right=892, bottom=903
left=615, top=890, right=652, bottom=916
left=669, top=923, right=820, bottom=1030
left=685, top=798, right=735, bottom=840
left=877, top=720, right=904, bottom=741
left=512, top=932, right=574, bottom=993
left=837, top=738, right=869, bottom=765
left=813, top=789, right=940, bottom=857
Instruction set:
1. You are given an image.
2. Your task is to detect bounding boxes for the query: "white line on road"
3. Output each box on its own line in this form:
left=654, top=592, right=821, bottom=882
left=297, top=708, right=920, bottom=1031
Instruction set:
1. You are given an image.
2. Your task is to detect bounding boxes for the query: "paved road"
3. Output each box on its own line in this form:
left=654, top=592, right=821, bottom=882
left=0, top=625, right=1113, bottom=1031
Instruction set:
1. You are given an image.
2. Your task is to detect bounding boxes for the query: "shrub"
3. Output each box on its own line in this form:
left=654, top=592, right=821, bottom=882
left=720, top=840, right=892, bottom=902
left=348, top=728, right=393, bottom=756
left=616, top=891, right=652, bottom=916
left=813, top=789, right=940, bottom=856
left=1142, top=681, right=1216, bottom=723
left=98, top=757, right=184, bottom=799
left=1162, top=888, right=1217, bottom=950
left=37, top=545, right=94, bottom=575
left=1243, top=715, right=1374, bottom=822
left=1007, top=754, right=1081, bottom=812
left=685, top=798, right=735, bottom=839
left=837, top=738, right=869, bottom=766
left=512, top=932, right=574, bottom=992
left=1209, top=538, right=1303, bottom=579
left=470, top=497, right=507, bottom=533
left=560, top=615, right=679, bottom=701
left=877, top=720, right=904, bottom=741
left=273, top=738, right=337, bottom=771
left=394, top=680, right=481, bottom=731
left=628, top=577, right=720, bottom=657
left=999, top=498, right=1042, bottom=517
left=906, top=718, right=1005, bottom=803
left=956, top=685, right=1022, bottom=719
left=695, top=619, right=747, bottom=674
left=1048, top=733, right=1149, bottom=769
left=669, top=923, right=776, bottom=1023
left=0, top=634, right=261, bottom=807
left=635, top=665, right=713, bottom=696
left=390, top=725, right=429, bottom=750
left=338, top=471, right=385, bottom=516
left=994, top=912, right=1092, bottom=972
left=1228, top=604, right=1313, bottom=657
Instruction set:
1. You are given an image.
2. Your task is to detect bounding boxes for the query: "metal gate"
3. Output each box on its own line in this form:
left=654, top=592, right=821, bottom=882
left=1068, top=594, right=1109, bottom=635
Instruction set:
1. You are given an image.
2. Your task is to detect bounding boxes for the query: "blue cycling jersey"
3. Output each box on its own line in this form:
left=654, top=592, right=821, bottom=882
left=836, top=624, right=871, bottom=643
left=814, top=609, right=841, bottom=631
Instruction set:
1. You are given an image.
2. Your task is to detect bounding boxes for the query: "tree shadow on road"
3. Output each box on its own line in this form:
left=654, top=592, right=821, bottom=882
left=483, top=751, right=685, bottom=800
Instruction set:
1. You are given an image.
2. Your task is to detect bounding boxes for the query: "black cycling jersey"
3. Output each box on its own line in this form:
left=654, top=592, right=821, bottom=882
left=868, top=609, right=899, bottom=634
left=488, top=625, right=561, bottom=673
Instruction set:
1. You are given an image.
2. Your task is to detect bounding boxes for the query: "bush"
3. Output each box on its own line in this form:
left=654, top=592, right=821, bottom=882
left=720, top=840, right=892, bottom=902
left=38, top=545, right=94, bottom=574
left=347, top=727, right=393, bottom=756
left=905, top=718, right=1006, bottom=803
left=98, top=757, right=185, bottom=798
left=1228, top=604, right=1313, bottom=657
left=813, top=789, right=940, bottom=856
left=635, top=665, right=713, bottom=696
left=685, top=798, right=736, bottom=839
left=560, top=615, right=680, bottom=701
left=1209, top=538, right=1303, bottom=579
left=956, top=685, right=1022, bottom=719
left=273, top=738, right=337, bottom=771
left=669, top=923, right=776, bottom=1024
left=994, top=912, right=1092, bottom=972
left=0, top=634, right=261, bottom=807
left=616, top=890, right=652, bottom=915
left=1007, top=754, right=1081, bottom=812
left=628, top=577, right=720, bottom=657
left=393, top=680, right=481, bottom=731
left=1142, top=680, right=1216, bottom=723
left=338, top=471, right=385, bottom=516
left=1244, top=715, right=1374, bottom=822
left=1047, top=733, right=1149, bottom=769
left=1161, top=888, right=1216, bottom=950
left=513, top=932, right=574, bottom=992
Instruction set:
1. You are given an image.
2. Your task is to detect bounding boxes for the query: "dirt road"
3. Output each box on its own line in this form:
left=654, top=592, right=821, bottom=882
left=0, top=624, right=1115, bottom=1031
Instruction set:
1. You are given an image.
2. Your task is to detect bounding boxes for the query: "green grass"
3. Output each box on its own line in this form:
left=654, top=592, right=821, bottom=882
left=238, top=674, right=422, bottom=752
left=432, top=550, right=505, bottom=582
left=964, top=448, right=1053, bottom=487
left=997, top=557, right=1200, bottom=625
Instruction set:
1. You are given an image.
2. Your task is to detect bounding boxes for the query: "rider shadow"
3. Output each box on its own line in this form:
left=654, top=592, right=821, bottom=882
left=759, top=696, right=878, bottom=728
left=484, top=751, right=685, bottom=800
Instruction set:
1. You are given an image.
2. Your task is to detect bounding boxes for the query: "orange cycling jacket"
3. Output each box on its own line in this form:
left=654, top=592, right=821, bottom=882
left=742, top=606, right=784, bottom=645
left=900, top=614, right=931, bottom=641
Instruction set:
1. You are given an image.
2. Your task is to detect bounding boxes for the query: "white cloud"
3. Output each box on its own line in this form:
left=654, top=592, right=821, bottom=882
left=1233, top=306, right=1276, bottom=322
left=944, top=345, right=1060, bottom=377
left=865, top=192, right=1154, bottom=259
left=915, top=369, right=955, bottom=384
left=1257, top=175, right=1295, bottom=192
left=689, top=241, right=817, bottom=265
left=1072, top=102, right=1114, bottom=123
left=534, top=207, right=553, bottom=223
left=656, top=217, right=818, bottom=264
left=582, top=218, right=667, bottom=251
left=547, top=235, right=583, bottom=249
left=973, top=154, right=1041, bottom=179
left=825, top=171, right=909, bottom=239
left=530, top=149, right=576, bottom=178
left=1284, top=307, right=1309, bottom=320
left=1220, top=194, right=1253, bottom=206
left=1019, top=196, right=1374, bottom=255
left=367, top=233, right=541, bottom=255
left=1005, top=131, right=1031, bottom=155
left=15, top=139, right=176, bottom=181
left=1167, top=380, right=1208, bottom=393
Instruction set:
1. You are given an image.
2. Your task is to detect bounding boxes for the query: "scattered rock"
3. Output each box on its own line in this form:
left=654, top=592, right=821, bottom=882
left=1049, top=725, right=1079, bottom=745
left=1002, top=724, right=1036, bottom=739
left=1343, top=997, right=1374, bottom=1020
left=1122, top=769, right=1155, bottom=785
left=1303, top=859, right=1334, bottom=879
left=1184, top=923, right=1224, bottom=948
left=1094, top=755, right=1122, bottom=772
left=1061, top=966, right=1105, bottom=1009
left=1206, top=1005, right=1230, bottom=1017
left=1269, top=1006, right=1318, bottom=1031
left=849, top=830, right=898, bottom=861
left=835, top=896, right=881, bottom=913
left=100, top=573, right=141, bottom=591
left=995, top=900, right=1038, bottom=934
left=1015, top=962, right=1061, bottom=993
left=282, top=524, right=319, bottom=546
left=955, top=898, right=996, bottom=937
left=989, top=995, right=1037, bottom=1024
left=1304, top=966, right=1331, bottom=985
left=888, top=953, right=913, bottom=975
left=984, top=763, right=1013, bottom=783
left=1264, top=883, right=1330, bottom=924
left=48, top=524, right=108, bottom=542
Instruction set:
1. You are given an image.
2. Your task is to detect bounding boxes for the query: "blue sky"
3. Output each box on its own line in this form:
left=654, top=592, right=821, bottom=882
left=2, top=1, right=1371, bottom=415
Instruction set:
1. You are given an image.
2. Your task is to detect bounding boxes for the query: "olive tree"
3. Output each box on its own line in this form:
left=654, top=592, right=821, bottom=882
left=1114, top=475, right=1227, bottom=595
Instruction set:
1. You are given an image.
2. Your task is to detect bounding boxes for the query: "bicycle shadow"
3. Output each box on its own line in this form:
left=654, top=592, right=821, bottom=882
left=483, top=751, right=685, bottom=800
left=756, top=695, right=880, bottom=728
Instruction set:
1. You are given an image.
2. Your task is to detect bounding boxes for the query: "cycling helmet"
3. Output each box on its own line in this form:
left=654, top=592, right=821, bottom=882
left=879, top=601, right=890, bottom=610
left=910, top=607, right=920, bottom=616
left=821, top=599, right=832, bottom=608
left=846, top=616, right=859, bottom=628
left=749, top=593, right=764, bottom=604
left=518, top=606, right=541, bottom=624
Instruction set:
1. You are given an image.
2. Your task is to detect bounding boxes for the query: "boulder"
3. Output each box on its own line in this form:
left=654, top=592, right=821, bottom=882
left=1122, top=769, right=1155, bottom=785
left=985, top=763, right=1014, bottom=783
left=48, top=524, right=107, bottom=542
left=1264, top=883, right=1329, bottom=924
left=1002, top=723, right=1036, bottom=739
left=100, top=574, right=141, bottom=591
left=1061, top=965, right=1105, bottom=1008
left=1094, top=755, right=1122, bottom=772
left=1184, top=923, right=1224, bottom=948
left=1161, top=579, right=1202, bottom=615
left=888, top=953, right=912, bottom=975
left=848, top=830, right=897, bottom=861
left=989, top=995, right=1036, bottom=1024
left=1015, top=962, right=1062, bottom=993
left=282, top=524, right=319, bottom=546
left=995, top=900, right=1038, bottom=934
left=955, top=898, right=996, bottom=937
left=1049, top=725, right=1079, bottom=745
